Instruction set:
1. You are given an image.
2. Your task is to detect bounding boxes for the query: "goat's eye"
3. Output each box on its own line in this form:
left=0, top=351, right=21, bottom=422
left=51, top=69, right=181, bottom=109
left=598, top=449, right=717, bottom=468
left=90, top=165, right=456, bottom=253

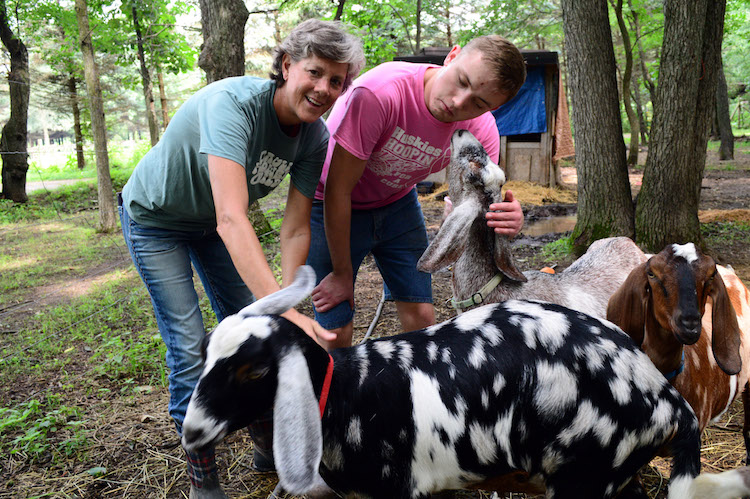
left=647, top=271, right=655, bottom=279
left=236, top=365, right=269, bottom=383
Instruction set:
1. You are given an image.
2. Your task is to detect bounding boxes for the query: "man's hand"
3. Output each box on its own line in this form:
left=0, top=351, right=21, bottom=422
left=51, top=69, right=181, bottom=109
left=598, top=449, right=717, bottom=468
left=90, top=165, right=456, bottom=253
left=311, top=272, right=355, bottom=313
left=485, top=190, right=523, bottom=236
left=282, top=309, right=337, bottom=346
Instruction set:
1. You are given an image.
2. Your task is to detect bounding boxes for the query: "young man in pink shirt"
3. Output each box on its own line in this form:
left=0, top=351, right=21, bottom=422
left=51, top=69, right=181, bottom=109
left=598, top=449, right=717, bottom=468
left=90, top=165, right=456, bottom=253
left=308, top=36, right=527, bottom=348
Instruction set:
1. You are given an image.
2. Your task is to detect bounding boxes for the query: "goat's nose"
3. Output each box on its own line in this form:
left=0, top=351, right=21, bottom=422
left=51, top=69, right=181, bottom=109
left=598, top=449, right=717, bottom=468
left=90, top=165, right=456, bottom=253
left=182, top=426, right=204, bottom=445
left=676, top=313, right=701, bottom=344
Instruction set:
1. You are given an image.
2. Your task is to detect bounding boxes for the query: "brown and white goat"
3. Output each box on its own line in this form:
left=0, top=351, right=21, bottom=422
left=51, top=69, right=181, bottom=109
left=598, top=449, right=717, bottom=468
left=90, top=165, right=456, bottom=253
left=607, top=242, right=750, bottom=460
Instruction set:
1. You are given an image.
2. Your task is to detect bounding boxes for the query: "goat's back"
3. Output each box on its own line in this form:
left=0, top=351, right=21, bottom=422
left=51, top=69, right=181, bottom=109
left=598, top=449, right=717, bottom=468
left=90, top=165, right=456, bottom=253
left=320, top=300, right=699, bottom=498
left=474, top=237, right=647, bottom=318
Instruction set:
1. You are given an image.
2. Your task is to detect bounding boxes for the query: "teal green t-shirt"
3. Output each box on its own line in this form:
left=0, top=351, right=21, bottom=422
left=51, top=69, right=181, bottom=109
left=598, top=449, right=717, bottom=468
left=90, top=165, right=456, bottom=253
left=122, top=77, right=329, bottom=231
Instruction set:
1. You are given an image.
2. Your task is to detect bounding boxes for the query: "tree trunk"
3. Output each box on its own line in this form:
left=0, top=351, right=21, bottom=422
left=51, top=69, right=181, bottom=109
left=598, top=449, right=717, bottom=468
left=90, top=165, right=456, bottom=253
left=415, top=0, right=422, bottom=54
left=198, top=0, right=270, bottom=236
left=198, top=0, right=249, bottom=83
left=612, top=0, right=640, bottom=166
left=333, top=0, right=345, bottom=21
left=75, top=0, right=117, bottom=232
left=445, top=6, right=452, bottom=47
left=561, top=0, right=634, bottom=255
left=132, top=5, right=160, bottom=146
left=635, top=0, right=725, bottom=251
left=68, top=76, right=86, bottom=170
left=716, top=58, right=734, bottom=160
left=0, top=0, right=29, bottom=203
left=273, top=10, right=281, bottom=44
left=157, top=70, right=170, bottom=129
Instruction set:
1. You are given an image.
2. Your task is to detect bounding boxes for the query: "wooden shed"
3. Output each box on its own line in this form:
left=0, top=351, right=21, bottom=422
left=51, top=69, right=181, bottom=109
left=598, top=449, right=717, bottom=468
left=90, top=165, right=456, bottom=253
left=394, top=48, right=574, bottom=187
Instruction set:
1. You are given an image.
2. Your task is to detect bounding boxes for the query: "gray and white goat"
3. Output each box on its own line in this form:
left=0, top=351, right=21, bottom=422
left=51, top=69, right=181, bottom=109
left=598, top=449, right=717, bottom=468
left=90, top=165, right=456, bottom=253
left=181, top=265, right=750, bottom=499
left=417, top=129, right=646, bottom=318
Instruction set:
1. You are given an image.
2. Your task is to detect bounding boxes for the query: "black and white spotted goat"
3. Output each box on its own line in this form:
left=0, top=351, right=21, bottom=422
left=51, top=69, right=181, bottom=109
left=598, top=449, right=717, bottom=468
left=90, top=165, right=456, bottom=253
left=181, top=266, right=750, bottom=498
left=418, top=129, right=647, bottom=318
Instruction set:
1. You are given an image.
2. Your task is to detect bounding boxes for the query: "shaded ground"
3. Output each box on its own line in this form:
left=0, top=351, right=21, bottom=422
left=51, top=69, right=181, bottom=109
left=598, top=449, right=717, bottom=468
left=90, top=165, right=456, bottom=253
left=2, top=146, right=749, bottom=498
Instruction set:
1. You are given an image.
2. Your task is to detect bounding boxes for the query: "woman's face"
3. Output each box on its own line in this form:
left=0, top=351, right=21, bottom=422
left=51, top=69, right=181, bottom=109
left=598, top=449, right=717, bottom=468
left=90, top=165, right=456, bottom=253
left=274, top=53, right=349, bottom=127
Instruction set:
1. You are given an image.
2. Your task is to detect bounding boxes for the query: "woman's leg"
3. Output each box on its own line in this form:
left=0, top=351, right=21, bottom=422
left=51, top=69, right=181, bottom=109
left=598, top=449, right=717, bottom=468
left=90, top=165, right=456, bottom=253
left=190, top=230, right=273, bottom=472
left=120, top=207, right=223, bottom=495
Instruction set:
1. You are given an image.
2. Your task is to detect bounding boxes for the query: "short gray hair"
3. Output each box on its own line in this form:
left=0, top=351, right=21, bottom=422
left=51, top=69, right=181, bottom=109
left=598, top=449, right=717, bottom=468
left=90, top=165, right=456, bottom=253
left=270, top=19, right=365, bottom=91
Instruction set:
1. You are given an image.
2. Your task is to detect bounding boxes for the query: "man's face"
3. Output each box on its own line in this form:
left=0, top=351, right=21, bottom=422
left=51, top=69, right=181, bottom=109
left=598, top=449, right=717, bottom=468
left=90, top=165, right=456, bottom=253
left=424, top=47, right=510, bottom=123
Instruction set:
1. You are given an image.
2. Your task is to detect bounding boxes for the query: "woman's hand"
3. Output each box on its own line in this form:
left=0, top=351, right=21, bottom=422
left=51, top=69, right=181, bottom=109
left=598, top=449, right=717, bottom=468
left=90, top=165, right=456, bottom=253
left=282, top=308, right=337, bottom=347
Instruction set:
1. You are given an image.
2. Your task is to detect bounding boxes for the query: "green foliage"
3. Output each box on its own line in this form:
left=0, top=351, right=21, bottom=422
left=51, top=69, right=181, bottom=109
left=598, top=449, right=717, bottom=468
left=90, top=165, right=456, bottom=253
left=460, top=0, right=564, bottom=49
left=91, top=330, right=166, bottom=381
left=540, top=236, right=574, bottom=260
left=0, top=398, right=88, bottom=463
left=702, top=221, right=750, bottom=245
left=339, top=2, right=410, bottom=65
left=0, top=181, right=112, bottom=224
left=725, top=0, right=750, bottom=90
left=112, top=0, right=198, bottom=83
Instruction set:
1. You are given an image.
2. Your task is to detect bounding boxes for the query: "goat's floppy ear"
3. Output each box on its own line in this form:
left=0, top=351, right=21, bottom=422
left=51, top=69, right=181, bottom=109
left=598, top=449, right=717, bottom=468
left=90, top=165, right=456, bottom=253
left=239, top=266, right=316, bottom=317
left=273, top=346, right=326, bottom=495
left=493, top=234, right=527, bottom=282
left=708, top=272, right=742, bottom=375
left=417, top=198, right=481, bottom=272
left=607, top=263, right=649, bottom=346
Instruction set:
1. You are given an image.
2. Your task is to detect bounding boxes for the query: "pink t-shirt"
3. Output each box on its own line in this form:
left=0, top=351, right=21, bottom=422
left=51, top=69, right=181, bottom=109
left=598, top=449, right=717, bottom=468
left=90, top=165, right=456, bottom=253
left=314, top=61, right=500, bottom=209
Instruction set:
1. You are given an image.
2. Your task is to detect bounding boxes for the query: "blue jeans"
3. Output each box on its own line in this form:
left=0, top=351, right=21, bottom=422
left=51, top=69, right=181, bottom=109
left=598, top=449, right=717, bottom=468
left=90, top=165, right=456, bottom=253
left=306, top=188, right=432, bottom=330
left=119, top=204, right=253, bottom=433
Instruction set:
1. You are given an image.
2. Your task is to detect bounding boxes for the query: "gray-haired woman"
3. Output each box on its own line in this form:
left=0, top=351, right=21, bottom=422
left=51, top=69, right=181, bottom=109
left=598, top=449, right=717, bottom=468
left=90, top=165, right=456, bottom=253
left=119, top=19, right=364, bottom=498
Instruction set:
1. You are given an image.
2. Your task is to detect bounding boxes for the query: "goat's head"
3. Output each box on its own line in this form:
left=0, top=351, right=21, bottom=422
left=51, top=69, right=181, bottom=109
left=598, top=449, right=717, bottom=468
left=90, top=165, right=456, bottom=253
left=417, top=130, right=526, bottom=282
left=446, top=129, right=506, bottom=205
left=607, top=243, right=741, bottom=375
left=182, top=266, right=329, bottom=494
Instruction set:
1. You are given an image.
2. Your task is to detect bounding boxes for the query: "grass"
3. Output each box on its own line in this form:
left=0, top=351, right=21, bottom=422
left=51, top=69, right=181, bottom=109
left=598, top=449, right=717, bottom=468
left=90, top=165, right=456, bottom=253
left=26, top=140, right=149, bottom=183
left=0, top=166, right=287, bottom=486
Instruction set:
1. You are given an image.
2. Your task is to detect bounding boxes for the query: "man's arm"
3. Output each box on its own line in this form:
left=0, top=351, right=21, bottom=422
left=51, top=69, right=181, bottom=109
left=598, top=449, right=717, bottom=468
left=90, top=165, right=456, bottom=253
left=208, top=154, right=335, bottom=342
left=310, top=144, right=367, bottom=313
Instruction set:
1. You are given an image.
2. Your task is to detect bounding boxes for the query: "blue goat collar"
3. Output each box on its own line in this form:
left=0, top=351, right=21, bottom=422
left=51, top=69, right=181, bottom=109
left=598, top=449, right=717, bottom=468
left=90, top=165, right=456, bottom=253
left=664, top=351, right=685, bottom=381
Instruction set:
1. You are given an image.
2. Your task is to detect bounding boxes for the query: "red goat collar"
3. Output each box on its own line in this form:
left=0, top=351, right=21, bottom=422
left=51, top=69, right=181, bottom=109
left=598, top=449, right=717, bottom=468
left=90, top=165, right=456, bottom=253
left=318, top=353, right=334, bottom=418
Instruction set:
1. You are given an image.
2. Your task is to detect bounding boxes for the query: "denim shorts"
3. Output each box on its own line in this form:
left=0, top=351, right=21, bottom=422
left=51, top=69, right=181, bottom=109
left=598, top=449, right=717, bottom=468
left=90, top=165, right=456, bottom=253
left=306, top=188, right=432, bottom=329
left=119, top=203, right=253, bottom=432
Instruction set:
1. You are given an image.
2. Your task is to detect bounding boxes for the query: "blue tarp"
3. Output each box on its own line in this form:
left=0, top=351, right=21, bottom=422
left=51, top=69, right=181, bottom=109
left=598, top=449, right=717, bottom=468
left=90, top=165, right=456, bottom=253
left=492, top=66, right=546, bottom=136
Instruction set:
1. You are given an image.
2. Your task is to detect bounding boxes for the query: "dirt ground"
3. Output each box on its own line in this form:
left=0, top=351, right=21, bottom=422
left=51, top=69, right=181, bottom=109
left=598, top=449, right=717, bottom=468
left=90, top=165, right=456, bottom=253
left=3, top=146, right=750, bottom=498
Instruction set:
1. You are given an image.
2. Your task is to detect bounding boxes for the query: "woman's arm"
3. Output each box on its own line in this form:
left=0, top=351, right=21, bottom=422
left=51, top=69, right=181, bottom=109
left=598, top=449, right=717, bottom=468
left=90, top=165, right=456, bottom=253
left=208, top=154, right=335, bottom=343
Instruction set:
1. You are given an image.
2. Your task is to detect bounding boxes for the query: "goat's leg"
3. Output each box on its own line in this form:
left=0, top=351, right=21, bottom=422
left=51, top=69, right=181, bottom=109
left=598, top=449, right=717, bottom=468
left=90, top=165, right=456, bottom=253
left=743, top=383, right=750, bottom=464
